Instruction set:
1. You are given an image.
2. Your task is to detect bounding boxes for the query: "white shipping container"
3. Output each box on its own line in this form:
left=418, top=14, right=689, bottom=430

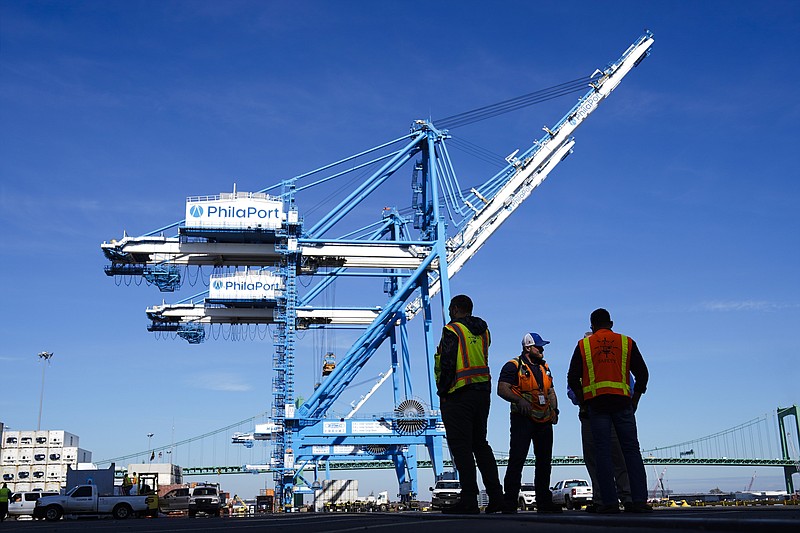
left=185, top=192, right=285, bottom=230
left=62, top=447, right=77, bottom=464
left=46, top=463, right=65, bottom=481
left=49, top=430, right=79, bottom=448
left=35, top=430, right=49, bottom=446
left=17, top=449, right=33, bottom=464
left=78, top=448, right=92, bottom=463
left=48, top=449, right=62, bottom=463
left=3, top=430, right=20, bottom=448
left=33, top=448, right=48, bottom=464
left=2, top=448, right=18, bottom=465
left=20, top=431, right=35, bottom=447
left=2, top=465, right=16, bottom=483
left=15, top=465, right=31, bottom=481
left=316, top=479, right=359, bottom=504
left=45, top=481, right=63, bottom=492
left=209, top=271, right=283, bottom=300
left=126, top=463, right=183, bottom=486
left=31, top=466, right=47, bottom=481
left=15, top=481, right=31, bottom=492
left=31, top=481, right=46, bottom=491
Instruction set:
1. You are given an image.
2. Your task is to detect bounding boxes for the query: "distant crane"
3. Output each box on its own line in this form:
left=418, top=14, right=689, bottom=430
left=652, top=467, right=667, bottom=499
left=745, top=470, right=757, bottom=492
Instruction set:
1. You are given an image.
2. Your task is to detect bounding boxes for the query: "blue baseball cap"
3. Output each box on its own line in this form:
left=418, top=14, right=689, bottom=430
left=522, top=332, right=550, bottom=348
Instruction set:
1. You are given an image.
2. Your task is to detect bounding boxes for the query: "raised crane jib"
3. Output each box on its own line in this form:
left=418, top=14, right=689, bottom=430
left=405, top=31, right=654, bottom=320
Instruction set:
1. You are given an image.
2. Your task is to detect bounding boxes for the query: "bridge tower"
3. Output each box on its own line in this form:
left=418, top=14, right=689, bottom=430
left=777, top=405, right=800, bottom=493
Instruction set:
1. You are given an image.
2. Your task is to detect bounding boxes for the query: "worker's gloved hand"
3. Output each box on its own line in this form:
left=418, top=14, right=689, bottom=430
left=567, top=387, right=580, bottom=406
left=515, top=398, right=533, bottom=417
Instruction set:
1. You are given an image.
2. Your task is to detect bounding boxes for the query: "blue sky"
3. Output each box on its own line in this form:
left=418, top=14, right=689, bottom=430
left=1, top=1, right=798, bottom=499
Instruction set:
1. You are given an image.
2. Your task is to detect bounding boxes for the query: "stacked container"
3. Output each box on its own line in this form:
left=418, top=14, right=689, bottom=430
left=314, top=479, right=360, bottom=507
left=0, top=428, right=89, bottom=492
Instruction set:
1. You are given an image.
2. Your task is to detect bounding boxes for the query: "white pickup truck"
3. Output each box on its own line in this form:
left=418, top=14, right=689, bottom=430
left=33, top=483, right=158, bottom=521
left=551, top=479, right=592, bottom=510
left=429, top=480, right=461, bottom=510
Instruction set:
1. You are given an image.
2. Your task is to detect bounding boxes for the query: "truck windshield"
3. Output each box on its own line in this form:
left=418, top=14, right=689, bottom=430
left=436, top=482, right=460, bottom=490
left=194, top=488, right=217, bottom=496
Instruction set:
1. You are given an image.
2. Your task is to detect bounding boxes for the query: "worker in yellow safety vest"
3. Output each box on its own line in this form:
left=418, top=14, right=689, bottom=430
left=567, top=308, right=652, bottom=514
left=0, top=482, right=12, bottom=522
left=434, top=294, right=504, bottom=515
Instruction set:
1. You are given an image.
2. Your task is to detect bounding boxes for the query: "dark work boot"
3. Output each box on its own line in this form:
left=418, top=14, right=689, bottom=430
left=485, top=490, right=504, bottom=514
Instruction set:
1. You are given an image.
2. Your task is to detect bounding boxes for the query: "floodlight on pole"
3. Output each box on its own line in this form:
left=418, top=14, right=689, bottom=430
left=37, top=351, right=54, bottom=431
left=147, top=433, right=154, bottom=462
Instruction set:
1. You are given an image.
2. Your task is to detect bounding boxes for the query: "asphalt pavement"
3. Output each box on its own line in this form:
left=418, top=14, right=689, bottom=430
left=2, top=506, right=799, bottom=532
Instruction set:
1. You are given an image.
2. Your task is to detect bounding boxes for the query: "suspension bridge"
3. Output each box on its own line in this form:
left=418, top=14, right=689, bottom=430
left=97, top=405, right=800, bottom=493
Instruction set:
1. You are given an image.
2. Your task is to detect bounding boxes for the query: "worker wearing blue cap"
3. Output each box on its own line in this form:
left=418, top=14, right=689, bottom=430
left=497, top=332, right=562, bottom=514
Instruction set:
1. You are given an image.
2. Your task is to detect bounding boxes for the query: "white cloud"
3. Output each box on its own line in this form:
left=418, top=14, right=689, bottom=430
left=188, top=372, right=252, bottom=392
left=700, top=300, right=797, bottom=312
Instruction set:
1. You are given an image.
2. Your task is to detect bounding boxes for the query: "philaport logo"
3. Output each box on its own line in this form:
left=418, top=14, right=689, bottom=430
left=190, top=205, right=204, bottom=217
left=213, top=280, right=223, bottom=290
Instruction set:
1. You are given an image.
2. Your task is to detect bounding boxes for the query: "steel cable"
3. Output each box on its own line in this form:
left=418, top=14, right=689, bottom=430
left=435, top=75, right=599, bottom=129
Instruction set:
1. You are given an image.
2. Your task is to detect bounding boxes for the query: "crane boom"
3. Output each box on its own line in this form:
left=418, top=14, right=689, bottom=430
left=405, top=30, right=653, bottom=319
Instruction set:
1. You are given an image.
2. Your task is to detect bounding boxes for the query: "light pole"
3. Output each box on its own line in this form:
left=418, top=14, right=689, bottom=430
left=37, top=351, right=54, bottom=431
left=147, top=433, right=154, bottom=462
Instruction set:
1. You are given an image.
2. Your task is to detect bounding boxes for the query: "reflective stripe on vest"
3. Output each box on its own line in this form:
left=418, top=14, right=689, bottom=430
left=581, top=332, right=631, bottom=399
left=509, top=357, right=556, bottom=423
left=445, top=322, right=490, bottom=393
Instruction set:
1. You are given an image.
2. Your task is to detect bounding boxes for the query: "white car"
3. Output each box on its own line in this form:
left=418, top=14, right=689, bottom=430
left=518, top=483, right=536, bottom=511
left=8, top=491, right=59, bottom=520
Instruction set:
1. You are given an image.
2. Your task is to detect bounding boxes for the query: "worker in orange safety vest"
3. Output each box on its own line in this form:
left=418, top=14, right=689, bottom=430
left=497, top=332, right=562, bottom=514
left=567, top=308, right=652, bottom=514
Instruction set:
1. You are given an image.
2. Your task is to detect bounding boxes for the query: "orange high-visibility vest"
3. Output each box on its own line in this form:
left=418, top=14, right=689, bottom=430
left=435, top=322, right=491, bottom=394
left=508, top=357, right=556, bottom=423
left=580, top=330, right=632, bottom=400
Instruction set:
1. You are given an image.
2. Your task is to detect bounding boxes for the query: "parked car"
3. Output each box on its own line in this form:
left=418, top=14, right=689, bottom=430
left=8, top=491, right=60, bottom=520
left=160, top=487, right=191, bottom=513
left=518, top=483, right=536, bottom=510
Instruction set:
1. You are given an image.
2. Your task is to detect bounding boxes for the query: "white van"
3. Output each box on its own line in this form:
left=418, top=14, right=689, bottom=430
left=8, top=490, right=59, bottom=520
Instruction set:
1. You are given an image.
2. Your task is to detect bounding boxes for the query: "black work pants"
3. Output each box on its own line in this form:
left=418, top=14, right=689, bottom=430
left=503, top=413, right=554, bottom=507
left=440, top=387, right=503, bottom=503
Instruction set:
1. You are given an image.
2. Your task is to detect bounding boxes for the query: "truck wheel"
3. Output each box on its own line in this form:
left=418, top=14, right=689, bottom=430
left=44, top=505, right=63, bottom=522
left=188, top=510, right=196, bottom=518
left=113, top=504, right=133, bottom=519
left=564, top=496, right=573, bottom=510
